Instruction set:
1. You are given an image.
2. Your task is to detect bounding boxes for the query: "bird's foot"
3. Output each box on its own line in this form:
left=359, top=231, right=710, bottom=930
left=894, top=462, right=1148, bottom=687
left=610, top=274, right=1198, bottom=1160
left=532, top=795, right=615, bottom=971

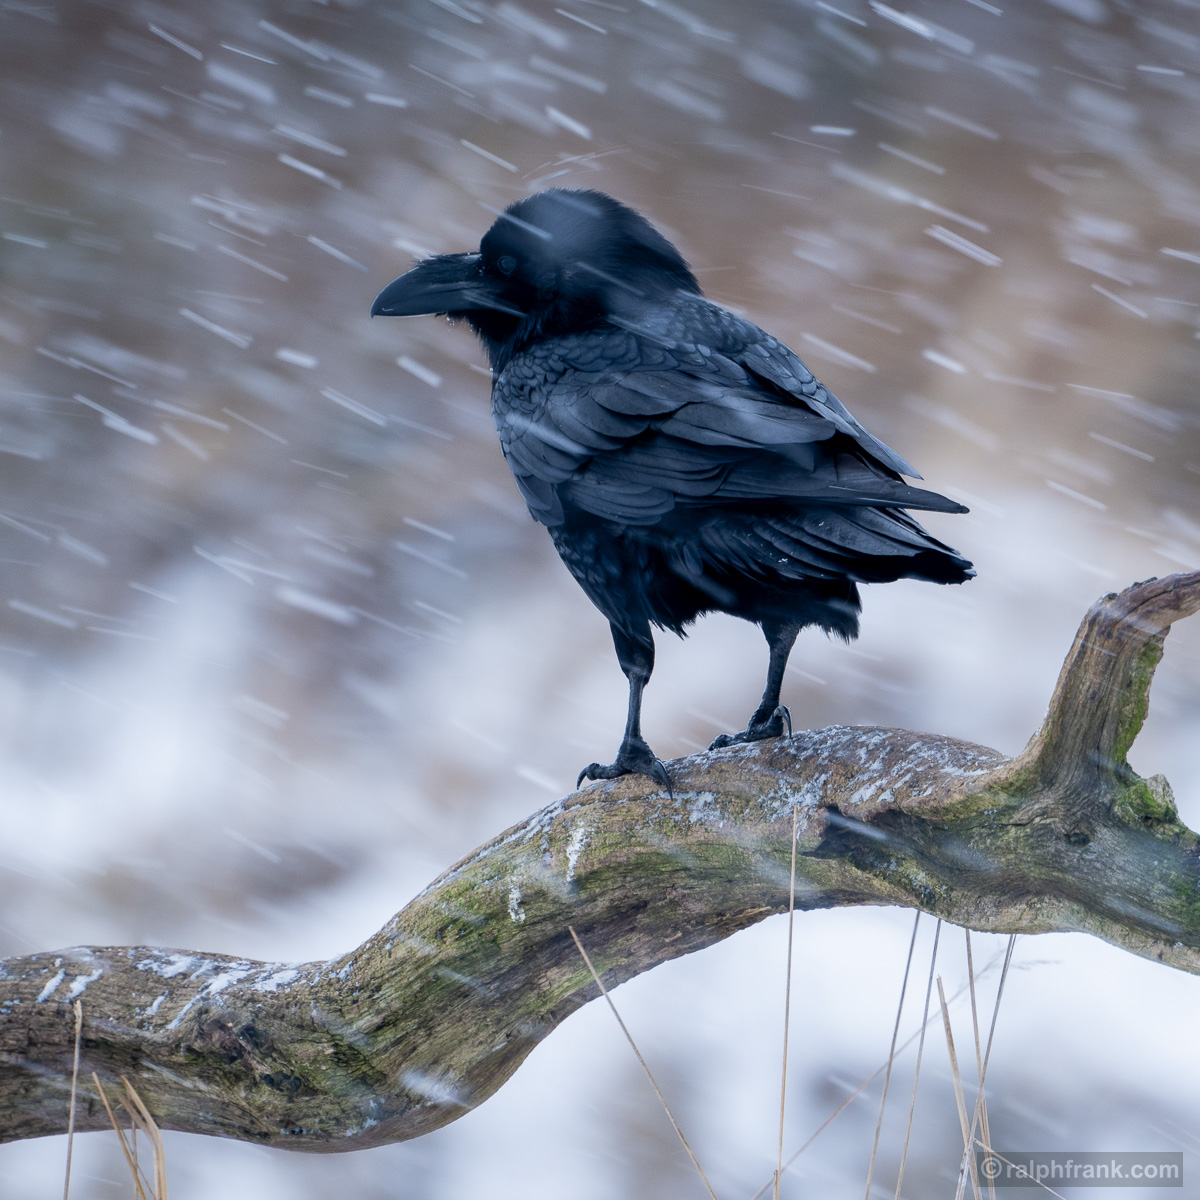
left=708, top=704, right=792, bottom=751
left=578, top=737, right=672, bottom=795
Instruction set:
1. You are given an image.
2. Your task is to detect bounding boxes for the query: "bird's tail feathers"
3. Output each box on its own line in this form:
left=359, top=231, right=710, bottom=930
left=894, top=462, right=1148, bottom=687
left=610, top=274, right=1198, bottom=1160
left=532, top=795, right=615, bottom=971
left=693, top=504, right=973, bottom=588
left=792, top=506, right=974, bottom=584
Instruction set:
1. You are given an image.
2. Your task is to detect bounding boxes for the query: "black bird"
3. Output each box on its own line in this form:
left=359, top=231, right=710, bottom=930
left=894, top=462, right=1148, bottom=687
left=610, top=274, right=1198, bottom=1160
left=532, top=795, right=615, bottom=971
left=372, top=189, right=973, bottom=789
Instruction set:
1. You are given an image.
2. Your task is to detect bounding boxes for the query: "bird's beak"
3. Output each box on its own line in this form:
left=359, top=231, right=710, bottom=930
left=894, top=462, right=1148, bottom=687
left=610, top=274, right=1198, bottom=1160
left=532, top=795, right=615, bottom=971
left=370, top=254, right=525, bottom=318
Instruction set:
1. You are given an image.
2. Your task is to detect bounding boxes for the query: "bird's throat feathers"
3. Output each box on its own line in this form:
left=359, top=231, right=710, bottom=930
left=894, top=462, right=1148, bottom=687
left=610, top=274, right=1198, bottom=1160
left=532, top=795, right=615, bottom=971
left=459, top=294, right=612, bottom=372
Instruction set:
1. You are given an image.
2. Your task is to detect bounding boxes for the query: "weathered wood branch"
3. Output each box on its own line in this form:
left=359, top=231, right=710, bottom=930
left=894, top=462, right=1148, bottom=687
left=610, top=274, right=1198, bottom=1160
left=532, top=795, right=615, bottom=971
left=2, top=573, right=1199, bottom=1150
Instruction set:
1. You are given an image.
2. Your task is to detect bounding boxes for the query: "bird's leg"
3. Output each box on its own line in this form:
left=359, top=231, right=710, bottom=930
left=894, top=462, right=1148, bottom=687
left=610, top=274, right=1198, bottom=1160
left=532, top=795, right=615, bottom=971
left=578, top=624, right=671, bottom=792
left=709, top=621, right=799, bottom=750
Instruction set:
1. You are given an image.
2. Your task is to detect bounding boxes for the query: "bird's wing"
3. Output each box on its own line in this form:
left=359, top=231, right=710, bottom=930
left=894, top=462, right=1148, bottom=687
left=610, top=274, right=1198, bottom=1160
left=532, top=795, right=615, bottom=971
left=613, top=294, right=921, bottom=477
left=493, top=323, right=961, bottom=527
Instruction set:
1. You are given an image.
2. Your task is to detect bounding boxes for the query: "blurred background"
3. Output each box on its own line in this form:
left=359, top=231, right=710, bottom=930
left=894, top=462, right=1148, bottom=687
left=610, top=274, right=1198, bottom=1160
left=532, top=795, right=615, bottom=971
left=1, top=0, right=1199, bottom=1195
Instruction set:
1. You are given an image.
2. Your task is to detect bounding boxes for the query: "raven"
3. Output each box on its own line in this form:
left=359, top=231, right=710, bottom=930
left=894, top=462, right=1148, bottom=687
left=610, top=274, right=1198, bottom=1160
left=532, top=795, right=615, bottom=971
left=372, top=189, right=973, bottom=789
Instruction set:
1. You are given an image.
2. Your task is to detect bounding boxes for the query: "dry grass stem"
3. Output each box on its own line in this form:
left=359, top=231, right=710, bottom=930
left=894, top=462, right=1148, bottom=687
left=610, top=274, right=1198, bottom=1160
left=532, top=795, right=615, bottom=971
left=863, top=911, right=921, bottom=1200
left=568, top=925, right=719, bottom=1200
left=892, top=918, right=941, bottom=1200
left=122, top=1076, right=169, bottom=1200
left=746, top=946, right=1008, bottom=1200
left=772, top=804, right=799, bottom=1200
left=62, top=1000, right=83, bottom=1200
left=965, top=932, right=982, bottom=1081
left=938, top=977, right=982, bottom=1200
left=91, top=1073, right=150, bottom=1200
left=965, top=932, right=996, bottom=1200
left=89, top=1073, right=169, bottom=1200
left=955, top=937, right=1017, bottom=1200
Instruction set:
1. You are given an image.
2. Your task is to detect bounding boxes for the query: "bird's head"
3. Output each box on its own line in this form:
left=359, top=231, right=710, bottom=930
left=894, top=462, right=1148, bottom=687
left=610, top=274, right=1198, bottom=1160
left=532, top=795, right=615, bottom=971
left=371, top=189, right=700, bottom=369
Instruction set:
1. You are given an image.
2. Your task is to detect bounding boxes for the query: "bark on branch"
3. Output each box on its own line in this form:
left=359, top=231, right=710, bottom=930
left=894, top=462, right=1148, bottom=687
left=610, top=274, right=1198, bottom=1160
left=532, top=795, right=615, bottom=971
left=2, top=573, right=1199, bottom=1151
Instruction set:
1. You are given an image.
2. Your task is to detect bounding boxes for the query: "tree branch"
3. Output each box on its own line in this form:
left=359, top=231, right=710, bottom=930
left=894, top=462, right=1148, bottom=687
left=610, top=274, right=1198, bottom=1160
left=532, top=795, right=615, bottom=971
left=2, top=573, right=1198, bottom=1151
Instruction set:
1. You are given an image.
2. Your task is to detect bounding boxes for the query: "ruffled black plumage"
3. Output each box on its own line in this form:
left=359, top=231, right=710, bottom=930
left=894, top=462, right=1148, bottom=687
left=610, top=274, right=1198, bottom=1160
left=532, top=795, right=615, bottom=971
left=373, top=188, right=974, bottom=785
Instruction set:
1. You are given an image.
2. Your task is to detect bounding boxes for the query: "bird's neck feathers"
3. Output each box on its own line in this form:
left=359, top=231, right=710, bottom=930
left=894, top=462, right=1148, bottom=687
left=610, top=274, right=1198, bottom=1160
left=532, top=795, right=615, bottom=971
left=463, top=296, right=605, bottom=372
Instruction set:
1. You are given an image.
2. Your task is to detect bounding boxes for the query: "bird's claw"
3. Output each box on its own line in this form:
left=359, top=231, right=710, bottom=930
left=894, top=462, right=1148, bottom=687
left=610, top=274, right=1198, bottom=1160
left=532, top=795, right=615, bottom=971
left=577, top=738, right=672, bottom=796
left=708, top=704, right=792, bottom=751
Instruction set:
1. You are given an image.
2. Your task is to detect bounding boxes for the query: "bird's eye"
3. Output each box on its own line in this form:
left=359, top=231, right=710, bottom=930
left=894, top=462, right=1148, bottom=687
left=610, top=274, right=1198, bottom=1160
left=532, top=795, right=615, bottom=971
left=497, top=255, right=517, bottom=275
